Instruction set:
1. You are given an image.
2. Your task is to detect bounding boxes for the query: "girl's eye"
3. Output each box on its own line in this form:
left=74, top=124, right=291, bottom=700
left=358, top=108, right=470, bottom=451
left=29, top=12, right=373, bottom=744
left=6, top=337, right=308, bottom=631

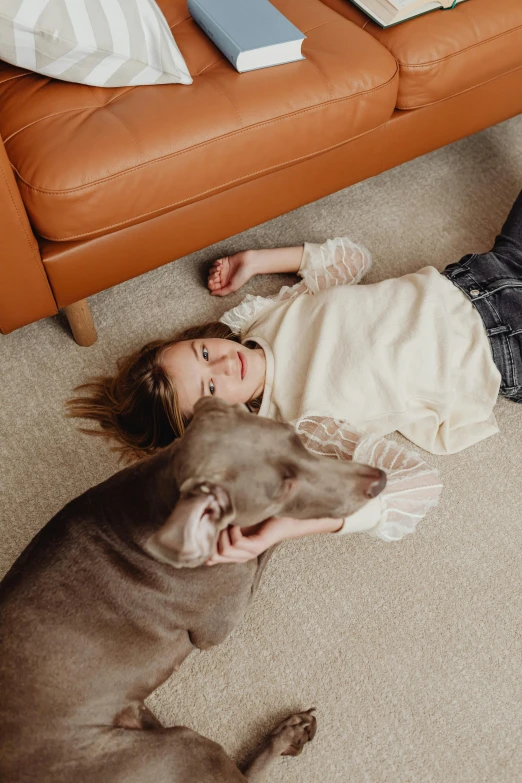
left=209, top=381, right=215, bottom=396
left=202, top=347, right=209, bottom=361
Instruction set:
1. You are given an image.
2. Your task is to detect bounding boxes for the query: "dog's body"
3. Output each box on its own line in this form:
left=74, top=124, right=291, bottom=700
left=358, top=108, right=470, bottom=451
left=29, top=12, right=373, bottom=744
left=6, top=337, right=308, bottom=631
left=0, top=399, right=385, bottom=782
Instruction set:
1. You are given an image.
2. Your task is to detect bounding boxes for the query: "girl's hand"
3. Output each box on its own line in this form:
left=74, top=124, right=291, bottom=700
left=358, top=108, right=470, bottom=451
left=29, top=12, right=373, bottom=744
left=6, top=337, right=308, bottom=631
left=205, top=517, right=286, bottom=565
left=208, top=245, right=304, bottom=296
left=207, top=250, right=256, bottom=296
left=205, top=515, right=345, bottom=566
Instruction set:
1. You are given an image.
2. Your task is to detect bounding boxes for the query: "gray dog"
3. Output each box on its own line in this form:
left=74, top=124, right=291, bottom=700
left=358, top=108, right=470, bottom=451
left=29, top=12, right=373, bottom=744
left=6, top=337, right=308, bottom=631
left=0, top=397, right=386, bottom=782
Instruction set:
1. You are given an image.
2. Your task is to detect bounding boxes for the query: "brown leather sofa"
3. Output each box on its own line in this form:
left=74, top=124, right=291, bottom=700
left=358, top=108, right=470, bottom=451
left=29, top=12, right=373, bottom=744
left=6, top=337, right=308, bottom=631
left=1, top=0, right=521, bottom=345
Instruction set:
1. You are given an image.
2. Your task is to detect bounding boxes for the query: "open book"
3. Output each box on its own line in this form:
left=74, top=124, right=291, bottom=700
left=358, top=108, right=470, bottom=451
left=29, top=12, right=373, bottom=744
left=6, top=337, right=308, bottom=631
left=350, top=0, right=467, bottom=28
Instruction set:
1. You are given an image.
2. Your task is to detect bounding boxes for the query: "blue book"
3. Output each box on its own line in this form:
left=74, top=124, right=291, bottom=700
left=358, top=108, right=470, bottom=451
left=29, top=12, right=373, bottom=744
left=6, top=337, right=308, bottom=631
left=187, top=0, right=306, bottom=73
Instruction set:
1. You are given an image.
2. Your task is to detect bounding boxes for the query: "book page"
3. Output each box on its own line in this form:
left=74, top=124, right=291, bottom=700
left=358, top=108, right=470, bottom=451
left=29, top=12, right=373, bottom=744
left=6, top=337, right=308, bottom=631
left=386, top=0, right=416, bottom=9
left=350, top=0, right=463, bottom=26
left=387, top=0, right=459, bottom=9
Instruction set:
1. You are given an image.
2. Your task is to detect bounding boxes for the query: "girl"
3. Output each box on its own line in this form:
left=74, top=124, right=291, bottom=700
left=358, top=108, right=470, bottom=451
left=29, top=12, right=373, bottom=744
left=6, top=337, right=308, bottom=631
left=69, top=190, right=522, bottom=564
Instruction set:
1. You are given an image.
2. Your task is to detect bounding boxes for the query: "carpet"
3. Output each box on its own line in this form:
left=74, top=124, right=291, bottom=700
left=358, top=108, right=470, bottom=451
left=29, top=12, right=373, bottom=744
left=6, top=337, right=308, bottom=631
left=1, top=114, right=522, bottom=782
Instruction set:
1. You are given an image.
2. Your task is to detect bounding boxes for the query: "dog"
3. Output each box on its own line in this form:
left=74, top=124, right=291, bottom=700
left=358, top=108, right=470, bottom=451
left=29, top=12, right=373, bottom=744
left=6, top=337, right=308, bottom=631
left=0, top=397, right=386, bottom=782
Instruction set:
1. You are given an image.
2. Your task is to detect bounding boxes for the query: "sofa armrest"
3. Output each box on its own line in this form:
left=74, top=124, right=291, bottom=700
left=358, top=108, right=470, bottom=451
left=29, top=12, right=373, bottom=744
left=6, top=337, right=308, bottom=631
left=0, top=133, right=57, bottom=335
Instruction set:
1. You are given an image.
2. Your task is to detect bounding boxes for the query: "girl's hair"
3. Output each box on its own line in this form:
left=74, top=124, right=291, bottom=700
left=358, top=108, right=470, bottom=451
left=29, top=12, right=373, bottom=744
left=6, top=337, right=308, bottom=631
left=66, top=321, right=263, bottom=462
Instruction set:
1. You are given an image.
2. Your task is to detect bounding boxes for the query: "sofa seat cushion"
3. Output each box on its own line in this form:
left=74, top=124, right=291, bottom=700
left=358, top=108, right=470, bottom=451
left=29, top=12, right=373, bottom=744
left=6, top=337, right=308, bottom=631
left=0, top=0, right=397, bottom=243
left=320, top=0, right=522, bottom=110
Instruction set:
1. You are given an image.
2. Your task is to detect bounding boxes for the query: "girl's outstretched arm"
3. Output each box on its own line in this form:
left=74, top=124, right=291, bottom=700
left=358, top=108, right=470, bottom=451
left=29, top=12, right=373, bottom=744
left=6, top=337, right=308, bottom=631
left=205, top=515, right=343, bottom=566
left=208, top=246, right=305, bottom=296
left=291, top=237, right=373, bottom=296
left=209, top=236, right=373, bottom=298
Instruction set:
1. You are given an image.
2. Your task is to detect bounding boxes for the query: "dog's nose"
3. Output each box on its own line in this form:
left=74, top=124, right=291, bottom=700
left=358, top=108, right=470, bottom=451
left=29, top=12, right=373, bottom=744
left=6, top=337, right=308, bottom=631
left=363, top=468, right=387, bottom=498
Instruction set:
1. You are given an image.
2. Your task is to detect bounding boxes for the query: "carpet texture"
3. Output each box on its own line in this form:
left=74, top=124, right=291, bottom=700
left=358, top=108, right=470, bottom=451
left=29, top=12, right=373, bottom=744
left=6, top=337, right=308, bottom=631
left=1, top=115, right=522, bottom=782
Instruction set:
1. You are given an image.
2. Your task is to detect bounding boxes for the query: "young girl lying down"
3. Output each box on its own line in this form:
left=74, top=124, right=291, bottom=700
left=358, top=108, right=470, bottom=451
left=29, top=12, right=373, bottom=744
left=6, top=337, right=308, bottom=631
left=69, top=190, right=522, bottom=565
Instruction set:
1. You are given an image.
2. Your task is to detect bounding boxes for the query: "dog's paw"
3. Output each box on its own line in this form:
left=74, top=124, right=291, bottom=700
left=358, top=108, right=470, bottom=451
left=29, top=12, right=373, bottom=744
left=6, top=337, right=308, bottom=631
left=269, top=709, right=317, bottom=757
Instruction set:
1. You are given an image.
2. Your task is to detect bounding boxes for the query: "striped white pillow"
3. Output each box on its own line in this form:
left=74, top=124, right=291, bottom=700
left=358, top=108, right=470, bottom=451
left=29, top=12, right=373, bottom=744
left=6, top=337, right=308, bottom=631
left=0, top=0, right=192, bottom=87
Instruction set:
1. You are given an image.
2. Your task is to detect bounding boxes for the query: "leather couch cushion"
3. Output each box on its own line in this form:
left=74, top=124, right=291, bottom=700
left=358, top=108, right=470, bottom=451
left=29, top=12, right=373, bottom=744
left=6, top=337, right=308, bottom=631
left=320, top=0, right=522, bottom=109
left=0, top=0, right=397, bottom=243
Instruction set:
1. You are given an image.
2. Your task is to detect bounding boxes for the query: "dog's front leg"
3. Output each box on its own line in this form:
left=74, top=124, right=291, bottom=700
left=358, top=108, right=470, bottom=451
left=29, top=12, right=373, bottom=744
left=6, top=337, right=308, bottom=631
left=241, top=709, right=317, bottom=782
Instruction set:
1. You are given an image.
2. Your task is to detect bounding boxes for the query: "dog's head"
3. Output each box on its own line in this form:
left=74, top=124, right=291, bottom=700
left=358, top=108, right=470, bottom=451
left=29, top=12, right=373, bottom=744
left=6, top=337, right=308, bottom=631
left=144, top=398, right=385, bottom=568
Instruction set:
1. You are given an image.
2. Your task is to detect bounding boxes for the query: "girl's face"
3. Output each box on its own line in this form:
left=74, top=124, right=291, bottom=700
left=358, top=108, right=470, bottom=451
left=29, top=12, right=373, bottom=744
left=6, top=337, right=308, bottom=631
left=162, top=338, right=266, bottom=415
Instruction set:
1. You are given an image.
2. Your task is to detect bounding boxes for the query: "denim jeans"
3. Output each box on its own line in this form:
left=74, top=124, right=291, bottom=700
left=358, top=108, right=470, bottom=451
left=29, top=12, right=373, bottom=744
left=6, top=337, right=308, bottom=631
left=442, top=189, right=522, bottom=403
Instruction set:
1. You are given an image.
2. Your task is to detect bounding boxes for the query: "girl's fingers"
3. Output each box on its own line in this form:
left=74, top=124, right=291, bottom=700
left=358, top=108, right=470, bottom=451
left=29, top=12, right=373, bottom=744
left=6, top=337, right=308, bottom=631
left=216, top=526, right=248, bottom=554
left=218, top=258, right=231, bottom=283
left=207, top=260, right=224, bottom=284
left=210, top=526, right=264, bottom=563
left=228, top=525, right=262, bottom=551
left=208, top=269, right=226, bottom=293
left=209, top=255, right=243, bottom=297
left=210, top=285, right=234, bottom=297
left=228, top=526, right=267, bottom=555
left=208, top=257, right=234, bottom=294
left=206, top=551, right=251, bottom=565
left=206, top=519, right=279, bottom=565
left=209, top=257, right=226, bottom=273
left=208, top=548, right=259, bottom=564
left=218, top=526, right=247, bottom=556
left=217, top=527, right=232, bottom=555
left=228, top=525, right=244, bottom=546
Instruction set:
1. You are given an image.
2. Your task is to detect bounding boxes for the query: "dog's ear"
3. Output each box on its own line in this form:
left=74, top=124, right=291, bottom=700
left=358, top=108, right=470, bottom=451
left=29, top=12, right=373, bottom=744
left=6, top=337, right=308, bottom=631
left=179, top=478, right=235, bottom=520
left=144, top=480, right=236, bottom=568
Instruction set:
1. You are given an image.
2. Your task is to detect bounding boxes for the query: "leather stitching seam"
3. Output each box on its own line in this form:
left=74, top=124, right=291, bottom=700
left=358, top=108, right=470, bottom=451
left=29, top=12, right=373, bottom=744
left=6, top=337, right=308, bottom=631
left=207, top=78, right=244, bottom=128
left=396, top=23, right=522, bottom=68
left=396, top=60, right=522, bottom=110
left=0, top=71, right=31, bottom=86
left=304, top=52, right=334, bottom=99
left=195, top=58, right=223, bottom=76
left=14, top=65, right=398, bottom=195
left=105, top=103, right=145, bottom=158
left=34, top=120, right=390, bottom=242
left=3, top=104, right=104, bottom=143
left=458, top=5, right=480, bottom=42
left=103, top=87, right=136, bottom=106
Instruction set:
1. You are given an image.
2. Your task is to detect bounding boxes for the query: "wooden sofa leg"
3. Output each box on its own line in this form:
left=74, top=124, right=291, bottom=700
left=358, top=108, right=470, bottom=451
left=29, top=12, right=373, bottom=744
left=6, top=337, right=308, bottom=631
left=63, top=299, right=97, bottom=347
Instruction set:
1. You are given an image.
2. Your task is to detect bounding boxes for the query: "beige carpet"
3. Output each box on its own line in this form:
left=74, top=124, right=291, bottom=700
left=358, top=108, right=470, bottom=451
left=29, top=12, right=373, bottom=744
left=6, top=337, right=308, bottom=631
left=2, top=115, right=522, bottom=782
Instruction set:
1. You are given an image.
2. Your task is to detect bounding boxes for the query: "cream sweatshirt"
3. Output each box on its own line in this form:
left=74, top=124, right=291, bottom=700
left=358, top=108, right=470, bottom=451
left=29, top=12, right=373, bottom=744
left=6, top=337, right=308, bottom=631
left=220, top=237, right=501, bottom=539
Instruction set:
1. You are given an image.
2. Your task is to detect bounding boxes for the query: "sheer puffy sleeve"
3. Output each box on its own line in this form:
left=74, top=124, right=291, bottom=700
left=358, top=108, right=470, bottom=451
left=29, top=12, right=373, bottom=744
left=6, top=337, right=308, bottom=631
left=272, top=236, right=373, bottom=302
left=297, top=236, right=373, bottom=293
left=295, top=416, right=442, bottom=542
left=220, top=294, right=273, bottom=336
